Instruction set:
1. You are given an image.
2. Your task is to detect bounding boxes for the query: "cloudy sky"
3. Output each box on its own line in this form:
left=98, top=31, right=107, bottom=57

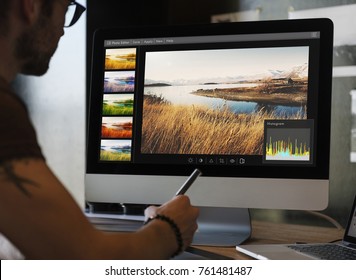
left=144, top=46, right=309, bottom=83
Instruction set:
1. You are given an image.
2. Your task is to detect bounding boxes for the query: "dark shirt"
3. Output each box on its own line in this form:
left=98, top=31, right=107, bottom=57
left=0, top=77, right=44, bottom=162
left=0, top=77, right=44, bottom=259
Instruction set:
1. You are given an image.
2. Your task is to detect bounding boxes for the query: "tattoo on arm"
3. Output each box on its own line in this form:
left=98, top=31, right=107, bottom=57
left=0, top=161, right=39, bottom=197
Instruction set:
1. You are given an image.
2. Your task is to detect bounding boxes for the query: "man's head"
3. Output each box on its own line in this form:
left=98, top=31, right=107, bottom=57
left=0, top=1, right=85, bottom=78
left=14, top=0, right=62, bottom=76
left=0, top=0, right=54, bottom=36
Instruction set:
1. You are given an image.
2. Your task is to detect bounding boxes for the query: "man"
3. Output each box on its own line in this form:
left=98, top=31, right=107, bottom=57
left=0, top=0, right=199, bottom=259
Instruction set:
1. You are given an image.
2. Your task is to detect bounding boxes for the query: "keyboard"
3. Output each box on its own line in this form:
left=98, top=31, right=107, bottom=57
left=287, top=243, right=356, bottom=260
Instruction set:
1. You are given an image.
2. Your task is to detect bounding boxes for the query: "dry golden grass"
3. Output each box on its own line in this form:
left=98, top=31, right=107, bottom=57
left=100, top=150, right=131, bottom=161
left=105, top=57, right=136, bottom=70
left=141, top=100, right=305, bottom=155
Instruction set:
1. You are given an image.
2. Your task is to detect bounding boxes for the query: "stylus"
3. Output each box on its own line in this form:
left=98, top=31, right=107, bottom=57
left=175, top=168, right=202, bottom=196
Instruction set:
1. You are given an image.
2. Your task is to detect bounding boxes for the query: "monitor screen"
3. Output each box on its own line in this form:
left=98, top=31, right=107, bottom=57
left=86, top=19, right=333, bottom=245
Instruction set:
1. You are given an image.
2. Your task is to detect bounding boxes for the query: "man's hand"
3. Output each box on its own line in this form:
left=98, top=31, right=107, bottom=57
left=145, top=195, right=199, bottom=251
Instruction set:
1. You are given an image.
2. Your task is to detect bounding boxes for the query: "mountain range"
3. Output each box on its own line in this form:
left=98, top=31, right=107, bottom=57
left=145, top=63, right=308, bottom=86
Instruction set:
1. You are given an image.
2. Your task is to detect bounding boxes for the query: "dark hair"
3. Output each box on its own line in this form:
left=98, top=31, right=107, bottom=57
left=41, top=0, right=55, bottom=17
left=0, top=0, right=54, bottom=35
left=0, top=0, right=10, bottom=35
left=0, top=0, right=10, bottom=17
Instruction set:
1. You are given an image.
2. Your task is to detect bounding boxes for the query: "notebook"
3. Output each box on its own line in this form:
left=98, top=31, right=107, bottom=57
left=236, top=195, right=356, bottom=260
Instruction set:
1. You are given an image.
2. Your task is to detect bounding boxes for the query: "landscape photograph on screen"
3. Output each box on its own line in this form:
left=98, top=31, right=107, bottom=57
left=102, top=94, right=134, bottom=115
left=141, top=46, right=309, bottom=156
left=105, top=48, right=137, bottom=70
left=104, top=71, right=135, bottom=93
left=100, top=139, right=132, bottom=161
left=101, top=117, right=133, bottom=138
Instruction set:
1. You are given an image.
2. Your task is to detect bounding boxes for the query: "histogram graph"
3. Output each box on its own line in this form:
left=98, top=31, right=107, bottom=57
left=266, top=135, right=310, bottom=161
left=263, top=120, right=314, bottom=164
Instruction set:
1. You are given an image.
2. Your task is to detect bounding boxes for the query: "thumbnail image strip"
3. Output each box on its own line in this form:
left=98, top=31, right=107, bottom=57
left=100, top=139, right=132, bottom=161
left=102, top=94, right=134, bottom=115
left=105, top=48, right=136, bottom=70
left=104, top=71, right=135, bottom=93
left=102, top=117, right=133, bottom=138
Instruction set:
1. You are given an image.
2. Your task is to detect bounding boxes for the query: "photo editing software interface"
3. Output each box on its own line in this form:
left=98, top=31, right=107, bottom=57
left=91, top=29, right=322, bottom=172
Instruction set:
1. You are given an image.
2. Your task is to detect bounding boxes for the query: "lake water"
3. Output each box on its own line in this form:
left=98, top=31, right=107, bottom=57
left=144, top=84, right=305, bottom=116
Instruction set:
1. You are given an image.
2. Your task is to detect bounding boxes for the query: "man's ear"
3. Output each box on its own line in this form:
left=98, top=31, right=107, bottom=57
left=21, top=0, right=41, bottom=26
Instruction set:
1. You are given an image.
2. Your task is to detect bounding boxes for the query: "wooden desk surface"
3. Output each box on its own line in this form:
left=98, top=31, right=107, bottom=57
left=194, top=220, right=344, bottom=260
left=89, top=215, right=344, bottom=260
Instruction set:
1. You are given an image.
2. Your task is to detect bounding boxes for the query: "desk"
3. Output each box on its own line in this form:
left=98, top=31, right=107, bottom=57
left=193, top=220, right=344, bottom=260
left=88, top=215, right=344, bottom=260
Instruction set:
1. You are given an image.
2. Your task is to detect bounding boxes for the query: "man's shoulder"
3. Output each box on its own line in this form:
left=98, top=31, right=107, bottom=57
left=0, top=85, right=43, bottom=162
left=0, top=87, right=27, bottom=113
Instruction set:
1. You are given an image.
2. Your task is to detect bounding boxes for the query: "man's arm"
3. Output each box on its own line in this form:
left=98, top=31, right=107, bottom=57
left=0, top=158, right=198, bottom=259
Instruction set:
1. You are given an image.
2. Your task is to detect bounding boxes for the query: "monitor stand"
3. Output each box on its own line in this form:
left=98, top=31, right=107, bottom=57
left=85, top=203, right=251, bottom=246
left=192, top=206, right=251, bottom=246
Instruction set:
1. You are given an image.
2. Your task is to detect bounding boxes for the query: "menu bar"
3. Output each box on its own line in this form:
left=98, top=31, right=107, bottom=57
left=104, top=31, right=320, bottom=48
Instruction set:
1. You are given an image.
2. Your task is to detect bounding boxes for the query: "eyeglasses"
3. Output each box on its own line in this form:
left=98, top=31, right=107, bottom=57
left=64, top=1, right=86, bottom=28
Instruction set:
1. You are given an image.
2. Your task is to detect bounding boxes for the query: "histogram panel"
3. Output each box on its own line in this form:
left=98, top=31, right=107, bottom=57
left=265, top=128, right=311, bottom=162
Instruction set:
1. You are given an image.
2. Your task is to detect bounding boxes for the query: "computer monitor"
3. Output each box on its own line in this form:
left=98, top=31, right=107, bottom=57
left=86, top=18, right=333, bottom=246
